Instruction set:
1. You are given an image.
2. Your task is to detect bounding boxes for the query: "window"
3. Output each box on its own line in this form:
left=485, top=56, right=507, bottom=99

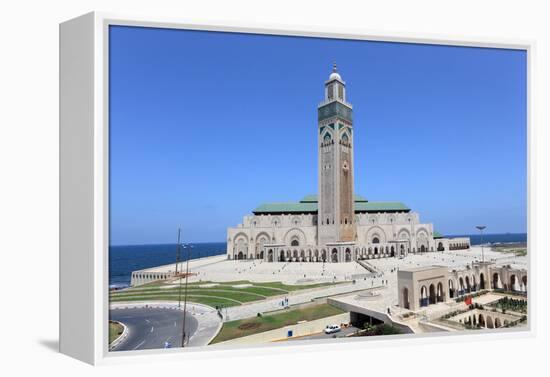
left=341, top=132, right=349, bottom=144
left=327, top=83, right=334, bottom=99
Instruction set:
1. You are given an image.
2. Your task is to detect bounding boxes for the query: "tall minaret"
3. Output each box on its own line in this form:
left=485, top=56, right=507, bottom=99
left=317, top=64, right=355, bottom=245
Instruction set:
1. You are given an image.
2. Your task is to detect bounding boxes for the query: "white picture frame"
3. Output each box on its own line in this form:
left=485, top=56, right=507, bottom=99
left=59, top=11, right=535, bottom=365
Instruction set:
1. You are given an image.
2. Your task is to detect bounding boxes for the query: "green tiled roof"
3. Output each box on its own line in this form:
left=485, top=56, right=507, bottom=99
left=354, top=201, right=410, bottom=212
left=252, top=194, right=410, bottom=214
left=300, top=194, right=368, bottom=203
left=253, top=202, right=318, bottom=214
left=433, top=231, right=444, bottom=238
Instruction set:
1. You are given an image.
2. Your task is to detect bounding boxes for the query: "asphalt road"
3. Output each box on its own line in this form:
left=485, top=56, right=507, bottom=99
left=110, top=307, right=198, bottom=351
left=288, top=326, right=359, bottom=341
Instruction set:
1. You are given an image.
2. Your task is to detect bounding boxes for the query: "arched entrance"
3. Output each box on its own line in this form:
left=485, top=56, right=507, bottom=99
left=390, top=246, right=395, bottom=257
left=479, top=273, right=485, bottom=290
left=259, top=250, right=264, bottom=260
left=237, top=252, right=244, bottom=260
left=331, top=248, right=338, bottom=263
left=448, top=279, right=455, bottom=298
left=420, top=286, right=428, bottom=307
left=437, top=282, right=444, bottom=302
left=402, top=287, right=410, bottom=309
left=429, top=284, right=436, bottom=305
left=522, top=275, right=527, bottom=292
left=321, top=250, right=327, bottom=262
left=510, top=275, right=518, bottom=291
left=478, top=314, right=485, bottom=328
left=267, top=250, right=273, bottom=262
left=459, top=277, right=465, bottom=296
left=465, top=276, right=471, bottom=293
left=493, top=273, right=501, bottom=289
left=437, top=242, right=444, bottom=251
left=279, top=250, right=285, bottom=262
left=345, top=248, right=351, bottom=262
left=420, top=245, right=426, bottom=253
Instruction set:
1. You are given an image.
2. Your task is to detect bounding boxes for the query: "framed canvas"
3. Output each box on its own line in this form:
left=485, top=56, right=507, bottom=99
left=59, top=12, right=534, bottom=365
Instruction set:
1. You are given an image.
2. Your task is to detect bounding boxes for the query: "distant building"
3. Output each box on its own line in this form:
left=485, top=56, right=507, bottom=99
left=397, top=263, right=527, bottom=312
left=227, top=65, right=470, bottom=262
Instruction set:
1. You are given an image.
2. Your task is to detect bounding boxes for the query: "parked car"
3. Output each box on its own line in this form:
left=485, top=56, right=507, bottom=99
left=324, top=324, right=341, bottom=334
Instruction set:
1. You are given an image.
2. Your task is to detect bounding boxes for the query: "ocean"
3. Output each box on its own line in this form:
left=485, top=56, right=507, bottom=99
left=109, top=242, right=226, bottom=288
left=449, top=233, right=526, bottom=246
left=109, top=233, right=526, bottom=288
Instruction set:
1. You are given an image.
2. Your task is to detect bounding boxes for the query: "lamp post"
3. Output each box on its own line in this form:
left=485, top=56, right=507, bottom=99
left=176, top=229, right=183, bottom=309
left=175, top=228, right=181, bottom=277
left=476, top=225, right=486, bottom=263
left=181, top=243, right=193, bottom=347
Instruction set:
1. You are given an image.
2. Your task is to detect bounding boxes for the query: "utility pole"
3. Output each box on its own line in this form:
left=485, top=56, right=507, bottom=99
left=176, top=228, right=183, bottom=309
left=181, top=243, right=193, bottom=347
left=175, top=228, right=181, bottom=275
left=476, top=225, right=486, bottom=263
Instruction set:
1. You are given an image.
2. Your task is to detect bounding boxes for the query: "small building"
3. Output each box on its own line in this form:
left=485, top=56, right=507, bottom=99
left=398, top=262, right=526, bottom=312
left=398, top=266, right=449, bottom=311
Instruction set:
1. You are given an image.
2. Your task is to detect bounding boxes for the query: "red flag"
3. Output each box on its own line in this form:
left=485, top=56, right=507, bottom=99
left=465, top=296, right=472, bottom=305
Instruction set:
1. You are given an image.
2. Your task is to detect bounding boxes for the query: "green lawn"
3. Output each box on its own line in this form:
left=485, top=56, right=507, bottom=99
left=210, top=303, right=344, bottom=344
left=110, top=294, right=243, bottom=307
left=109, top=321, right=124, bottom=344
left=110, top=280, right=342, bottom=308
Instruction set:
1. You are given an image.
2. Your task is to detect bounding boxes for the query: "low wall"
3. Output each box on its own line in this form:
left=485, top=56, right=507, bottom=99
left=327, top=297, right=415, bottom=334
left=215, top=312, right=350, bottom=346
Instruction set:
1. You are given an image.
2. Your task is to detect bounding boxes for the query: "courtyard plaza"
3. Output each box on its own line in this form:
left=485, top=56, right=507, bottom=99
left=141, top=245, right=525, bottom=286
left=132, top=246, right=525, bottom=326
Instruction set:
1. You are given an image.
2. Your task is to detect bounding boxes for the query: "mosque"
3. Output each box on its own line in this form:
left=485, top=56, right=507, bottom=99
left=226, top=65, right=470, bottom=263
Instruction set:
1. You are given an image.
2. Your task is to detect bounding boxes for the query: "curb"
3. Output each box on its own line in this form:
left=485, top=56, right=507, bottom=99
left=109, top=320, right=129, bottom=351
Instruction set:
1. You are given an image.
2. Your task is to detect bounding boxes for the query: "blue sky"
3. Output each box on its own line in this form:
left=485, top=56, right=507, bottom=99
left=109, top=26, right=527, bottom=245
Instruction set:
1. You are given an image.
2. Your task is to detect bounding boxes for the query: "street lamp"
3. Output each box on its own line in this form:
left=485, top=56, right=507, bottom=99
left=181, top=243, right=193, bottom=347
left=476, top=225, right=486, bottom=263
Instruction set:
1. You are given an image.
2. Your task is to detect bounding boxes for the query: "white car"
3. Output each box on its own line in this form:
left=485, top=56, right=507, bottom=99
left=324, top=324, right=341, bottom=334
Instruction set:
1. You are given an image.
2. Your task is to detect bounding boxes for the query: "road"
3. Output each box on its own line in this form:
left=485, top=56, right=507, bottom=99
left=288, top=326, right=359, bottom=341
left=110, top=307, right=198, bottom=351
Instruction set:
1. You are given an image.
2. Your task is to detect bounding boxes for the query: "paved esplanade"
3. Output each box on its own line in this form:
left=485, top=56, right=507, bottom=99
left=110, top=303, right=221, bottom=350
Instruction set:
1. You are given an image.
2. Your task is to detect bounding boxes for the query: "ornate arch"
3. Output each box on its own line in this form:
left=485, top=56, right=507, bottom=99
left=397, top=228, right=411, bottom=240
left=415, top=227, right=430, bottom=239
left=291, top=216, right=302, bottom=227
left=321, top=129, right=333, bottom=145
left=365, top=226, right=387, bottom=244
left=284, top=227, right=307, bottom=246
left=233, top=232, right=249, bottom=244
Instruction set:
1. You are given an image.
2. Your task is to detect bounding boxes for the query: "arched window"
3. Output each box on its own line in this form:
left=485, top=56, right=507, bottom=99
left=372, top=237, right=380, bottom=244
left=323, top=133, right=332, bottom=144
left=341, top=133, right=349, bottom=145
left=291, top=239, right=299, bottom=247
